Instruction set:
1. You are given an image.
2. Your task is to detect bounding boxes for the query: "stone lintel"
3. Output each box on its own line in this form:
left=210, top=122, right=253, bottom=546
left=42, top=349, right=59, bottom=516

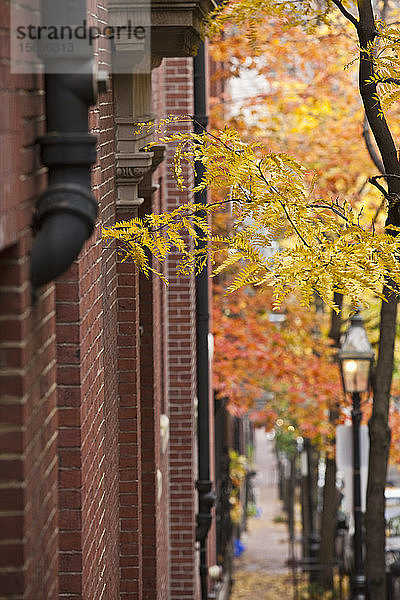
left=108, top=0, right=213, bottom=59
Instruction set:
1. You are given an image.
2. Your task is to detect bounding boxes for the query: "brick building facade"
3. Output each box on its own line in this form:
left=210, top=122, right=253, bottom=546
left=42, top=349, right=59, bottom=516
left=0, top=1, right=230, bottom=599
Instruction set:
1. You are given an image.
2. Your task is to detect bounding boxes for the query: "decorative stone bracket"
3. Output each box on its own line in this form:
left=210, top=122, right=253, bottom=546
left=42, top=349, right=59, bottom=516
left=111, top=0, right=213, bottom=211
left=115, top=115, right=155, bottom=209
left=151, top=0, right=213, bottom=59
left=116, top=151, right=154, bottom=207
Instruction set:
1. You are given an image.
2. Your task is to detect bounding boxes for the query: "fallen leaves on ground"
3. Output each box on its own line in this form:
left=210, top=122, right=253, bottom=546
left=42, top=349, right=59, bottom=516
left=230, top=569, right=346, bottom=600
left=230, top=570, right=293, bottom=599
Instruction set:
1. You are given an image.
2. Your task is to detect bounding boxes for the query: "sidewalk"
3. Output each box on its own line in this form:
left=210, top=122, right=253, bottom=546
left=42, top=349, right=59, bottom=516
left=230, top=429, right=295, bottom=599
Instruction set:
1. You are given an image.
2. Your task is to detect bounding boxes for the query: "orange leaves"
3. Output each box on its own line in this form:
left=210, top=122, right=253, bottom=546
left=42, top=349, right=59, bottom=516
left=389, top=404, right=400, bottom=465
left=212, top=283, right=342, bottom=446
left=208, top=10, right=384, bottom=212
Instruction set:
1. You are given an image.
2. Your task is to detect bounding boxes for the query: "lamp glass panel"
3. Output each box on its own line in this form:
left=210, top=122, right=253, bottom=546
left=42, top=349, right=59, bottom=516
left=342, top=358, right=370, bottom=393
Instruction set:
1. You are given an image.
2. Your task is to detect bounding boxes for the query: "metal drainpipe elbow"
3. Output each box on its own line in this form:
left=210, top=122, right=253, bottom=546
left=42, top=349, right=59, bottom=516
left=196, top=481, right=216, bottom=543
left=30, top=69, right=98, bottom=293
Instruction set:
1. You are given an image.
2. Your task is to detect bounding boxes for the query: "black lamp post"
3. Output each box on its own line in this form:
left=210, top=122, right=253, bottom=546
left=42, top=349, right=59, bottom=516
left=338, top=312, right=374, bottom=600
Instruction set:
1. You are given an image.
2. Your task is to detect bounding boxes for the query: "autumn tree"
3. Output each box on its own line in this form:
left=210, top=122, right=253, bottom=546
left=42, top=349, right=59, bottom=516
left=335, top=4, right=400, bottom=598
left=207, top=16, right=385, bottom=591
left=213, top=284, right=341, bottom=437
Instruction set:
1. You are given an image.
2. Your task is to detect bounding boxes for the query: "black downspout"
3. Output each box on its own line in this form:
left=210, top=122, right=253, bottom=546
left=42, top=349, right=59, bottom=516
left=194, top=40, right=215, bottom=600
left=30, top=0, right=99, bottom=293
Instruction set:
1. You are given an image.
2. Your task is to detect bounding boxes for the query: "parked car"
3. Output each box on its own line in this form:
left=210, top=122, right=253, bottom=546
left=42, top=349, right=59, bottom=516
left=335, top=486, right=400, bottom=577
left=385, top=487, right=400, bottom=568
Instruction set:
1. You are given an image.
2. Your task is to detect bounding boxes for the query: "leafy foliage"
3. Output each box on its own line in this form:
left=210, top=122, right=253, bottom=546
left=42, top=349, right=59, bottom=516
left=102, top=200, right=212, bottom=280
left=205, top=0, right=331, bottom=41
left=213, top=284, right=341, bottom=446
left=107, top=121, right=400, bottom=309
left=229, top=449, right=248, bottom=524
left=364, top=21, right=400, bottom=114
left=103, top=4, right=400, bottom=310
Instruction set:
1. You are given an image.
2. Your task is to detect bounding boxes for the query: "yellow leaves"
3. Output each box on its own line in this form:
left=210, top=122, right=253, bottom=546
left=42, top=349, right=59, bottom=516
left=290, top=98, right=334, bottom=134
left=102, top=201, right=211, bottom=282
left=230, top=572, right=294, bottom=600
left=205, top=0, right=331, bottom=42
left=229, top=449, right=248, bottom=523
left=104, top=122, right=400, bottom=308
left=361, top=21, right=400, bottom=111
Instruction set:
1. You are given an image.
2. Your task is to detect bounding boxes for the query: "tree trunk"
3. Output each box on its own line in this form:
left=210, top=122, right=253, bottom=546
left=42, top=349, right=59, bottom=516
left=354, top=3, right=400, bottom=597
left=301, top=469, right=311, bottom=566
left=328, top=292, right=343, bottom=346
left=318, top=456, right=337, bottom=590
left=305, top=440, right=320, bottom=583
left=318, top=295, right=342, bottom=591
left=366, top=290, right=397, bottom=600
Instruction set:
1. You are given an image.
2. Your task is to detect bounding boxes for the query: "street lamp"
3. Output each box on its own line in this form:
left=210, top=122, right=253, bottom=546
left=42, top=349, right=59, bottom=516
left=338, top=312, right=374, bottom=600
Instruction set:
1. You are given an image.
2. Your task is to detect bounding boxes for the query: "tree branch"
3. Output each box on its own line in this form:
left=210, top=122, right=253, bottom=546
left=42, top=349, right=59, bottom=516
left=357, top=0, right=400, bottom=206
left=331, top=0, right=359, bottom=28
left=309, top=203, right=350, bottom=222
left=369, top=173, right=400, bottom=199
left=255, top=163, right=312, bottom=249
left=369, top=175, right=391, bottom=199
left=363, top=114, right=384, bottom=173
left=376, top=77, right=400, bottom=86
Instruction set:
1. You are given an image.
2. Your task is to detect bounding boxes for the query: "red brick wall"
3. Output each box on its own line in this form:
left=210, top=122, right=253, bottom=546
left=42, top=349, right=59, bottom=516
left=0, top=249, right=59, bottom=600
left=1, top=3, right=217, bottom=599
left=0, top=1, right=45, bottom=252
left=116, top=205, right=143, bottom=600
left=56, top=79, right=120, bottom=598
left=52, top=0, right=121, bottom=595
left=138, top=185, right=170, bottom=600
left=0, top=253, right=59, bottom=600
left=154, top=57, right=201, bottom=600
left=0, top=2, right=58, bottom=597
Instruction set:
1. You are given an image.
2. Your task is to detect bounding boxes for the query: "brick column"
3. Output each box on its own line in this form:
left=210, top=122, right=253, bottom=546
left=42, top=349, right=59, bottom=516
left=139, top=188, right=170, bottom=600
left=116, top=210, right=143, bottom=600
left=159, top=57, right=200, bottom=600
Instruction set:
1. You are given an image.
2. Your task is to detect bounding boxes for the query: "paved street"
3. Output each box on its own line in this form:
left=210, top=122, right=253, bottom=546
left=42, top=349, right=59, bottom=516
left=230, top=429, right=296, bottom=599
left=236, top=429, right=290, bottom=573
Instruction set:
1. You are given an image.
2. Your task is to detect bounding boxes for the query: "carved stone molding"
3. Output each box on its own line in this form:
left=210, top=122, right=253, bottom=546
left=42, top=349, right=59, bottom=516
left=116, top=164, right=152, bottom=183
left=115, top=151, right=154, bottom=207
left=113, top=69, right=155, bottom=210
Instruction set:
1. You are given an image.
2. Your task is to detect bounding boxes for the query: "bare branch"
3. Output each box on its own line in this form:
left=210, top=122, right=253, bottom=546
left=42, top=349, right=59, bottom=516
left=363, top=114, right=385, bottom=173
left=331, top=0, right=359, bottom=28
left=369, top=175, right=391, bottom=198
left=370, top=173, right=400, bottom=185
left=309, top=203, right=350, bottom=222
